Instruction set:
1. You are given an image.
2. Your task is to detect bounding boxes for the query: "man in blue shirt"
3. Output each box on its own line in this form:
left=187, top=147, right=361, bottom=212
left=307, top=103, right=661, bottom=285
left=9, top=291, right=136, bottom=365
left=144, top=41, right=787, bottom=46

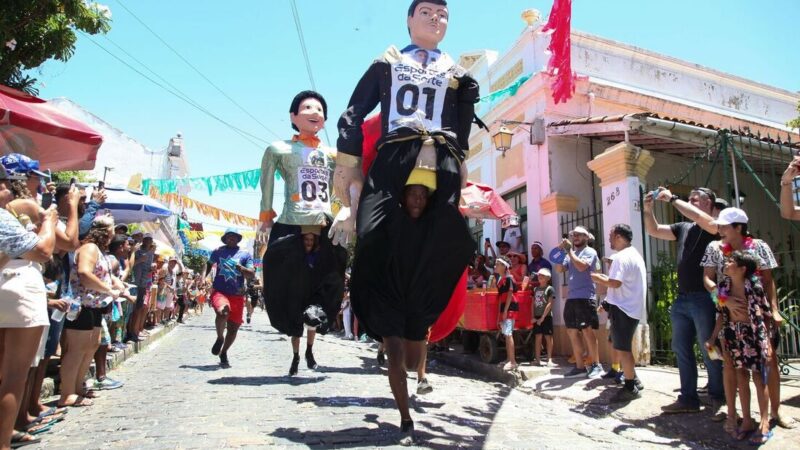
left=554, top=226, right=604, bottom=379
left=206, top=228, right=255, bottom=368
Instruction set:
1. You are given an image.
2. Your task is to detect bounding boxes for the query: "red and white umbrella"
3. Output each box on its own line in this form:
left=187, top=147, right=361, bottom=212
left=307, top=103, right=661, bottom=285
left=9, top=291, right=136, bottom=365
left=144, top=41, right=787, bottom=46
left=459, top=181, right=519, bottom=225
left=0, top=84, right=102, bottom=171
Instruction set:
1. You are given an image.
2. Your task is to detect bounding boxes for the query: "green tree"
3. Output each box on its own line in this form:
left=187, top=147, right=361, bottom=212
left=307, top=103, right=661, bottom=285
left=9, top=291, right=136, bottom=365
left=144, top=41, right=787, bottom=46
left=52, top=170, right=96, bottom=183
left=0, top=1, right=112, bottom=95
left=182, top=253, right=208, bottom=275
left=789, top=101, right=800, bottom=131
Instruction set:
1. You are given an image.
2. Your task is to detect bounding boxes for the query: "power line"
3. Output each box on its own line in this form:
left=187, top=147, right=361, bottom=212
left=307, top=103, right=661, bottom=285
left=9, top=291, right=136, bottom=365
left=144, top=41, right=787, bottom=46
left=289, top=0, right=316, bottom=91
left=80, top=33, right=268, bottom=148
left=115, top=0, right=282, bottom=142
left=289, top=0, right=332, bottom=146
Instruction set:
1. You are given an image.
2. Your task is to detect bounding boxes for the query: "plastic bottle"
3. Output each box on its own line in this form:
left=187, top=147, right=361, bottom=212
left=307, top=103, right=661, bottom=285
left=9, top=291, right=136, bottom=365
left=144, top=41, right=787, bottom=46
left=704, top=341, right=722, bottom=361
left=50, top=306, right=66, bottom=321
left=66, top=297, right=81, bottom=321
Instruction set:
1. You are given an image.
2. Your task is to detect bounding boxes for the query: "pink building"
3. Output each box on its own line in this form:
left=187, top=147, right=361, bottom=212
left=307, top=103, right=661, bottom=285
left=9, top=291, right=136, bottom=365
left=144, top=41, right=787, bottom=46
left=462, top=10, right=800, bottom=362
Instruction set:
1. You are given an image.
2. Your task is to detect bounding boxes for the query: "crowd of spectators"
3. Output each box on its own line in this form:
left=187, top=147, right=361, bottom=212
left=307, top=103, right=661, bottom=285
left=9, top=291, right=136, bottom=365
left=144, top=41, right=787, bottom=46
left=457, top=158, right=800, bottom=443
left=0, top=153, right=216, bottom=448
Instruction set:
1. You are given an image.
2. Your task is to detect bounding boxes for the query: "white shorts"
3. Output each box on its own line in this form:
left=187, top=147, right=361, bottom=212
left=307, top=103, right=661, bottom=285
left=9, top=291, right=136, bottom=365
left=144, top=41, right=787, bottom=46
left=0, top=260, right=49, bottom=328
left=501, top=319, right=515, bottom=336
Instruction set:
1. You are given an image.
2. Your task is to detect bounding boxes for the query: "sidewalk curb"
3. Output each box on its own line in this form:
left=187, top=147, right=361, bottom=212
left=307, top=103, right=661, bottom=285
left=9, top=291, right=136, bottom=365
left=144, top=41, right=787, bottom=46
left=40, top=314, right=193, bottom=400
left=431, top=351, right=521, bottom=386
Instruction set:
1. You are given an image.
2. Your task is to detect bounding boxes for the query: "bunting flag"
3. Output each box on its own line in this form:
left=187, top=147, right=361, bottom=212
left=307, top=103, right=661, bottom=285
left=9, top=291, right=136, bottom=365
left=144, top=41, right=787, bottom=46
left=142, top=168, right=278, bottom=196
left=542, top=0, right=576, bottom=104
left=478, top=74, right=532, bottom=104
left=149, top=188, right=259, bottom=227
left=178, top=229, right=211, bottom=258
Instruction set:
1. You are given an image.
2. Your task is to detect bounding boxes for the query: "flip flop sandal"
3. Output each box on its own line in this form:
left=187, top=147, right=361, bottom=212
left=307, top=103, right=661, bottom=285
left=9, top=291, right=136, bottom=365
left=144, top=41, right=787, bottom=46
left=80, top=389, right=99, bottom=398
left=37, top=406, right=67, bottom=419
left=26, top=413, right=64, bottom=428
left=23, top=421, right=54, bottom=436
left=749, top=430, right=773, bottom=446
left=58, top=396, right=94, bottom=408
left=10, top=431, right=41, bottom=449
left=735, top=427, right=755, bottom=441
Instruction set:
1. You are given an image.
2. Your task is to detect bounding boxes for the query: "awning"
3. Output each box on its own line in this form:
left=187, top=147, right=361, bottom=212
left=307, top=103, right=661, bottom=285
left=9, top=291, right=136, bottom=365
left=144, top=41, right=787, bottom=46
left=0, top=84, right=102, bottom=171
left=548, top=112, right=799, bottom=171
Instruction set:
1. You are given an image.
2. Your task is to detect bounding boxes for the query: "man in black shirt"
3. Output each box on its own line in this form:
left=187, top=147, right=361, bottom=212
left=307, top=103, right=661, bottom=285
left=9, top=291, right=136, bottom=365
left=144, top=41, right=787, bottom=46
left=644, top=187, right=723, bottom=415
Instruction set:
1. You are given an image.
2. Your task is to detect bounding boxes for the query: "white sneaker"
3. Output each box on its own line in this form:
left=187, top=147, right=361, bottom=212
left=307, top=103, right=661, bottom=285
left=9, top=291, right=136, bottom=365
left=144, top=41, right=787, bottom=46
left=586, top=363, right=604, bottom=379
left=502, top=361, right=518, bottom=371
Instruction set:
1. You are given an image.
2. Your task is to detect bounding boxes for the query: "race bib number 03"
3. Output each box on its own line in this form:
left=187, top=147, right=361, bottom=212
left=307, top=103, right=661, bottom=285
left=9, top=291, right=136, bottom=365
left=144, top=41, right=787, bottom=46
left=297, top=166, right=331, bottom=212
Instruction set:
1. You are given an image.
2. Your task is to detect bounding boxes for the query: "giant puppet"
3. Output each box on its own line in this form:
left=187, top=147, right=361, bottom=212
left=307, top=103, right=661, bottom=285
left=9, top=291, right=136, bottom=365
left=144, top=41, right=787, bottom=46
left=258, top=91, right=347, bottom=377
left=330, top=1, right=478, bottom=443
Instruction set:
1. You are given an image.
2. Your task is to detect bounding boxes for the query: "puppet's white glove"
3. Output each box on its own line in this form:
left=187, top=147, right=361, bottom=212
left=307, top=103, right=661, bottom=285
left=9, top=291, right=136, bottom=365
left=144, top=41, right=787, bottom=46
left=256, top=221, right=272, bottom=245
left=329, top=206, right=356, bottom=247
left=329, top=164, right=363, bottom=247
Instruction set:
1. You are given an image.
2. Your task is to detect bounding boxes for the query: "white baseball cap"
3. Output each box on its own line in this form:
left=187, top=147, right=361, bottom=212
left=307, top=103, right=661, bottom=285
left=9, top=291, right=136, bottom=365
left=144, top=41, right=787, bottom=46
left=570, top=226, right=595, bottom=241
left=536, top=268, right=552, bottom=278
left=711, top=207, right=749, bottom=226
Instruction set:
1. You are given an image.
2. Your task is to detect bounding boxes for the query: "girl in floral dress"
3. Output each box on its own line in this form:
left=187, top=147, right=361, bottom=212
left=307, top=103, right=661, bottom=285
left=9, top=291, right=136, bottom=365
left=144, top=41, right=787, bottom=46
left=706, top=251, right=773, bottom=444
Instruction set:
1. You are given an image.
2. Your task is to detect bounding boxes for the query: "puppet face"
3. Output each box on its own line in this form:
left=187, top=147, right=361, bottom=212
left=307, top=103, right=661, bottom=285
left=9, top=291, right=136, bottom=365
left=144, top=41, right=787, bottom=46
left=290, top=97, right=325, bottom=136
left=407, top=2, right=449, bottom=48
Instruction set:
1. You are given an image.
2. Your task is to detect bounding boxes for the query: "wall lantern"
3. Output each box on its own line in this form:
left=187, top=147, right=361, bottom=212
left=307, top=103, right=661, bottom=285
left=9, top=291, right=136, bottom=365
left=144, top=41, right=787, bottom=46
left=491, top=118, right=546, bottom=157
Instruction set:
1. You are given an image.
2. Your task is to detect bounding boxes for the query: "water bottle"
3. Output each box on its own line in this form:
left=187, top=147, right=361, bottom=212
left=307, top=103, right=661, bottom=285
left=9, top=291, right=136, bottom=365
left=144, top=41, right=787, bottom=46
left=66, top=298, right=81, bottom=321
left=50, top=306, right=66, bottom=321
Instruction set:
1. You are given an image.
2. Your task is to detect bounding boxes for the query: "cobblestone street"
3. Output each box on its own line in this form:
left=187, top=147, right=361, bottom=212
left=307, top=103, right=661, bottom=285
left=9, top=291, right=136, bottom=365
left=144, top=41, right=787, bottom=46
left=34, top=311, right=708, bottom=449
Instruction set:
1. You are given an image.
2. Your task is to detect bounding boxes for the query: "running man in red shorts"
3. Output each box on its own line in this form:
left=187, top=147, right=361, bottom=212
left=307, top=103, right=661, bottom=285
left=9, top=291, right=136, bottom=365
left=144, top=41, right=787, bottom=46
left=206, top=228, right=255, bottom=368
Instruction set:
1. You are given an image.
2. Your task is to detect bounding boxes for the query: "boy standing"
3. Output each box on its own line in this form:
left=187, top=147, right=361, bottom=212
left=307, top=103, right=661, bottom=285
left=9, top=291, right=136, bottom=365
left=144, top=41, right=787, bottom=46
left=532, top=268, right=555, bottom=366
left=495, top=256, right=518, bottom=371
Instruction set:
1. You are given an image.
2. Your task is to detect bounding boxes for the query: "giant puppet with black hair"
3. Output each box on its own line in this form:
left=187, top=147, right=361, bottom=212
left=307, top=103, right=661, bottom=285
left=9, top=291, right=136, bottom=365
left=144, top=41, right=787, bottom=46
left=258, top=90, right=347, bottom=377
left=330, top=1, right=478, bottom=443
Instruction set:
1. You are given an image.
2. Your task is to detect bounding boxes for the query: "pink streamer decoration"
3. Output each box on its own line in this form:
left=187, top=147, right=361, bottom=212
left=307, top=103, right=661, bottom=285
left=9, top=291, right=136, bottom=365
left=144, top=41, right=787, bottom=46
left=542, top=0, right=576, bottom=104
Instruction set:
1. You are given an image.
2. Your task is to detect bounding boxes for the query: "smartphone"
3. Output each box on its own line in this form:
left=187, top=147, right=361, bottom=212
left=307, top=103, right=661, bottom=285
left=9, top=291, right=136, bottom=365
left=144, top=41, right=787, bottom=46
left=485, top=238, right=490, bottom=243
left=70, top=177, right=77, bottom=186
left=650, top=187, right=664, bottom=199
left=97, top=180, right=105, bottom=190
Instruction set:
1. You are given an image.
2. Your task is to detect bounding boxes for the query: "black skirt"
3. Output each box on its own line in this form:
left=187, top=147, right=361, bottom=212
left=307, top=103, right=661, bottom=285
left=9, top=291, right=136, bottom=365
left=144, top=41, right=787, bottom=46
left=262, top=223, right=347, bottom=338
left=349, top=137, right=474, bottom=341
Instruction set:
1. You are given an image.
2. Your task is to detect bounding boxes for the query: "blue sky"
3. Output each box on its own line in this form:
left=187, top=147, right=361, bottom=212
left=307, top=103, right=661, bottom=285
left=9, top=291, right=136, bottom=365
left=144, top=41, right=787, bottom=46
left=35, top=0, right=800, bottom=227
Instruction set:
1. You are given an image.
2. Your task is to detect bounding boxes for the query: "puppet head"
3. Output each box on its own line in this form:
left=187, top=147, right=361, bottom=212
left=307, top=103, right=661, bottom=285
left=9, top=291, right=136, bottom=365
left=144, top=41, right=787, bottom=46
left=407, top=0, right=448, bottom=49
left=289, top=90, right=328, bottom=134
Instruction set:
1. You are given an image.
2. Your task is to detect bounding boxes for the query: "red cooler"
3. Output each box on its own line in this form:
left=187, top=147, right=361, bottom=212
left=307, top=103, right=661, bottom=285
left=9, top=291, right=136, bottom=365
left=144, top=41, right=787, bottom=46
left=462, top=290, right=532, bottom=331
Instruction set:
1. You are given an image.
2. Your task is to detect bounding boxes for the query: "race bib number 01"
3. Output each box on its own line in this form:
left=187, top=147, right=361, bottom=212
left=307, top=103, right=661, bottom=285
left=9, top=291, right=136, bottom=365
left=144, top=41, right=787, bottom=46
left=387, top=54, right=453, bottom=133
left=297, top=166, right=331, bottom=212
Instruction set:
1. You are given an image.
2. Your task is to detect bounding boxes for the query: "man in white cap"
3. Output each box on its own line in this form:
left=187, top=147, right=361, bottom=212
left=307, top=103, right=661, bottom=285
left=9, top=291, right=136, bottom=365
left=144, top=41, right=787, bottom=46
left=592, top=224, right=647, bottom=403
left=554, top=225, right=604, bottom=378
left=645, top=187, right=724, bottom=415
